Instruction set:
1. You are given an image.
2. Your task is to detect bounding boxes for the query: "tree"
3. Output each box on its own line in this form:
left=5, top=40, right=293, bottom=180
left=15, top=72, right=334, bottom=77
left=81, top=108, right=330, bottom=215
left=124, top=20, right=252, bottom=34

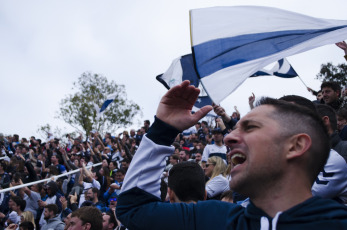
left=36, top=123, right=62, bottom=140
left=58, top=72, right=141, bottom=136
left=316, top=62, right=347, bottom=87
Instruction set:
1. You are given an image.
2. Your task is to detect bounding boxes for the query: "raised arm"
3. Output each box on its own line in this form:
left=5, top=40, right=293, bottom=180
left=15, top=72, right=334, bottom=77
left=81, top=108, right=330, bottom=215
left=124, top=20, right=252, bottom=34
left=117, top=81, right=212, bottom=228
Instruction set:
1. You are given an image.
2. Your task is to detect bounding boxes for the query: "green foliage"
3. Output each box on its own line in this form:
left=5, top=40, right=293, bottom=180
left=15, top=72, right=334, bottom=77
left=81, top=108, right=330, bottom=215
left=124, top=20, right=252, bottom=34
left=316, top=62, right=347, bottom=87
left=58, top=72, right=141, bottom=135
left=36, top=124, right=63, bottom=139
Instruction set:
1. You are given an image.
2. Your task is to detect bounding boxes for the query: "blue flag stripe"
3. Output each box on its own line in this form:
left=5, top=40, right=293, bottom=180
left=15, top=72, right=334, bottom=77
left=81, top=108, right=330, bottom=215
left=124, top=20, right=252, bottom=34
left=193, top=26, right=347, bottom=78
left=100, top=99, right=114, bottom=112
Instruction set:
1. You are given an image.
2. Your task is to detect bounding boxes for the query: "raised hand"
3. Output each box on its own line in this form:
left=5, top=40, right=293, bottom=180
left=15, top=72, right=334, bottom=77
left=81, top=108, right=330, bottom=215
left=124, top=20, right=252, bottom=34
left=248, top=92, right=255, bottom=109
left=336, top=41, right=347, bottom=51
left=156, top=80, right=212, bottom=131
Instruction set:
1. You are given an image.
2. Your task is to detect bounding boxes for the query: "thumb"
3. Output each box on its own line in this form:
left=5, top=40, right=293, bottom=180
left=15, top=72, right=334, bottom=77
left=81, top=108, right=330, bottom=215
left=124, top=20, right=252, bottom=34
left=192, top=105, right=213, bottom=122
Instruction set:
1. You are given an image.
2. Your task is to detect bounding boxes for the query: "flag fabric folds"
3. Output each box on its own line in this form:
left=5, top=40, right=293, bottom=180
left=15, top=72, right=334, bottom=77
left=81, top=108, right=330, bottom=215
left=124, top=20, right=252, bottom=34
left=156, top=54, right=215, bottom=116
left=190, top=6, right=347, bottom=104
left=94, top=93, right=117, bottom=119
left=250, top=58, right=298, bottom=78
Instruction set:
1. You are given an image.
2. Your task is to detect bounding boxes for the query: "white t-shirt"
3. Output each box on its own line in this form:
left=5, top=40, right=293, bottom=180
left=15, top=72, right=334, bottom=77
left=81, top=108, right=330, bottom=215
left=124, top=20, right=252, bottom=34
left=206, top=174, right=230, bottom=198
left=202, top=144, right=227, bottom=163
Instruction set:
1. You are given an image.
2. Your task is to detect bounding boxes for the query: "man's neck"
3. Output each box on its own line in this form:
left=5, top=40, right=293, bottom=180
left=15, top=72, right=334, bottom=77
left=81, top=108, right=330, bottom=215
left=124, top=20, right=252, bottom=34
left=214, top=141, right=223, bottom=146
left=250, top=173, right=312, bottom=217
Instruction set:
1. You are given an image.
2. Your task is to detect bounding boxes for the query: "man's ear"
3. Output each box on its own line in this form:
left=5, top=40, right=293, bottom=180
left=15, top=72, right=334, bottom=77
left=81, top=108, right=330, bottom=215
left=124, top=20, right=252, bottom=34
left=286, top=133, right=311, bottom=160
left=84, top=222, right=91, bottom=230
left=322, top=116, right=330, bottom=127
left=167, top=187, right=176, bottom=203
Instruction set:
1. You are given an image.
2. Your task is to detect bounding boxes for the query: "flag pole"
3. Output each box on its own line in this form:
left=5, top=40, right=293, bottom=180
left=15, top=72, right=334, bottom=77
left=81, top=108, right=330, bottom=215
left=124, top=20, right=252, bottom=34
left=0, top=162, right=102, bottom=193
left=297, top=75, right=308, bottom=88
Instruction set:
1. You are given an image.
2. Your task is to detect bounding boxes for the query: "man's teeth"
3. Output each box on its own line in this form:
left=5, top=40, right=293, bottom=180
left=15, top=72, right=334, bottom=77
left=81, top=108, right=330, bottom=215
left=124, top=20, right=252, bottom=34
left=231, top=153, right=246, bottom=166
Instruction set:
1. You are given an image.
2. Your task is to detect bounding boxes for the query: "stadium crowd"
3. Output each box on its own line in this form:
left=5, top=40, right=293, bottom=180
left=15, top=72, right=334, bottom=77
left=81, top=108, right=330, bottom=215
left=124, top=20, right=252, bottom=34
left=0, top=42, right=347, bottom=230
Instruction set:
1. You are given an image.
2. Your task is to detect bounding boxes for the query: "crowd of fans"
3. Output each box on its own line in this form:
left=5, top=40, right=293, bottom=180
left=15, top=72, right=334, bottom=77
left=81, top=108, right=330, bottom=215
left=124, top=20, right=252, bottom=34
left=0, top=42, right=346, bottom=230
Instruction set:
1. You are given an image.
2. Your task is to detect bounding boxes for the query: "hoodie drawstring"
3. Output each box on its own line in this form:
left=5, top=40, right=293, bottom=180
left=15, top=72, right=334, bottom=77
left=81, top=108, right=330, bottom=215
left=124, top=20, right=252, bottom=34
left=260, top=212, right=283, bottom=230
left=260, top=217, right=269, bottom=230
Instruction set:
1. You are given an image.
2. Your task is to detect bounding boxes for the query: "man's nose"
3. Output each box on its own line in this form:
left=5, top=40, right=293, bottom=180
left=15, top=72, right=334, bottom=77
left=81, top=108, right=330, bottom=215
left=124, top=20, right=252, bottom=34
left=223, top=130, right=240, bottom=147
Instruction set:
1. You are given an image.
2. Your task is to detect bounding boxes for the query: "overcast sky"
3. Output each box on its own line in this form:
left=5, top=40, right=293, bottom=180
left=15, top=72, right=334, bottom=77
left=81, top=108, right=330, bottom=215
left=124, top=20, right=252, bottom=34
left=1, top=0, right=346, bottom=139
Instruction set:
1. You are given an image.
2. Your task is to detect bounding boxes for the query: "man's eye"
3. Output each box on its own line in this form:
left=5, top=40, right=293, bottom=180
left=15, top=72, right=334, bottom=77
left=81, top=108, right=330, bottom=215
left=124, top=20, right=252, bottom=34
left=245, top=125, right=257, bottom=131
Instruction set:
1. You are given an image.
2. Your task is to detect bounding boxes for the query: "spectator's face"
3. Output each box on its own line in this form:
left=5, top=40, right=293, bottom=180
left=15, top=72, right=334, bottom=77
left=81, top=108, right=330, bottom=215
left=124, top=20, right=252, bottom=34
left=16, top=147, right=21, bottom=154
left=322, top=87, right=339, bottom=104
left=337, top=116, right=347, bottom=131
left=109, top=162, right=115, bottom=170
left=8, top=199, right=14, bottom=209
left=102, top=214, right=111, bottom=230
left=73, top=159, right=79, bottom=167
left=46, top=187, right=53, bottom=196
left=179, top=151, right=187, bottom=161
left=130, top=130, right=135, bottom=136
left=115, top=172, right=124, bottom=182
left=169, top=156, right=178, bottom=165
left=317, top=92, right=323, bottom=101
left=204, top=161, right=215, bottom=177
left=43, top=208, right=53, bottom=220
left=224, top=105, right=285, bottom=195
left=86, top=189, right=94, bottom=201
left=213, top=133, right=223, bottom=142
left=121, top=162, right=128, bottom=169
left=64, top=213, right=72, bottom=228
left=104, top=148, right=110, bottom=154
left=31, top=184, right=39, bottom=193
left=51, top=155, right=57, bottom=164
left=195, top=154, right=202, bottom=162
left=102, top=160, right=108, bottom=168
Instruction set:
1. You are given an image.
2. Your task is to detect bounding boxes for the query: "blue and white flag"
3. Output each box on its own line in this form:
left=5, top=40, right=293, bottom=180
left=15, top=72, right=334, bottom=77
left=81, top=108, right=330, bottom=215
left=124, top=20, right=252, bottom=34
left=190, top=6, right=347, bottom=104
left=156, top=54, right=216, bottom=116
left=94, top=93, right=117, bottom=119
left=250, top=58, right=298, bottom=78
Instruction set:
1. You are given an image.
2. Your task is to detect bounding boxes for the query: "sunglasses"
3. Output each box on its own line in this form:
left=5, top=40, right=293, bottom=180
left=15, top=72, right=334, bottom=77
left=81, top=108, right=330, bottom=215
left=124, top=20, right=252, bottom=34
left=110, top=197, right=117, bottom=202
left=205, top=163, right=215, bottom=167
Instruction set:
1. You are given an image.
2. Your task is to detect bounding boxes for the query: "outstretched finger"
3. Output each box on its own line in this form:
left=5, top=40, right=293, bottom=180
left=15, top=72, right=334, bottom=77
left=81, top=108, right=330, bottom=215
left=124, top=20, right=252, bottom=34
left=192, top=105, right=213, bottom=122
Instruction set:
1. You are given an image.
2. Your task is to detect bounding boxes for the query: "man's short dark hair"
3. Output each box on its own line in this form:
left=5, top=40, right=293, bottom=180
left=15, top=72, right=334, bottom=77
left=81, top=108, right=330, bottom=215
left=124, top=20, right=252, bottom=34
left=321, top=81, right=341, bottom=94
left=105, top=211, right=118, bottom=229
left=182, top=149, right=190, bottom=156
left=89, top=187, right=100, bottom=197
left=168, top=161, right=205, bottom=202
left=280, top=95, right=317, bottom=112
left=121, top=158, right=131, bottom=164
left=71, top=206, right=102, bottom=230
left=337, top=107, right=347, bottom=120
left=10, top=196, right=26, bottom=211
left=20, top=221, right=34, bottom=230
left=257, top=97, right=330, bottom=184
left=45, top=204, right=59, bottom=215
left=316, top=104, right=338, bottom=131
left=115, top=168, right=126, bottom=175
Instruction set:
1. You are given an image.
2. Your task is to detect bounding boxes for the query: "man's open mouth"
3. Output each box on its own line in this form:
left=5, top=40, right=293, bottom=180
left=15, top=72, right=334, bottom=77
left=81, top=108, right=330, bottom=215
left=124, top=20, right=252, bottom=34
left=231, top=153, right=246, bottom=166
